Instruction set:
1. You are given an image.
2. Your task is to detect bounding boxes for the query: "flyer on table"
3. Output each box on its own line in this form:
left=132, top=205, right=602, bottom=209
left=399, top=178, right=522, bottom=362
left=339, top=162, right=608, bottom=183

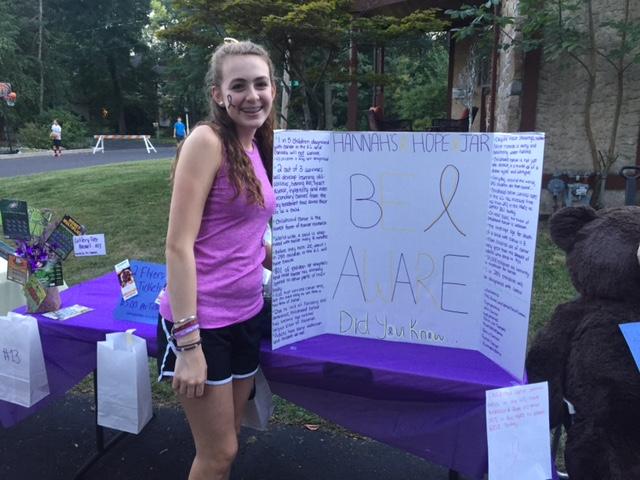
left=115, top=259, right=138, bottom=300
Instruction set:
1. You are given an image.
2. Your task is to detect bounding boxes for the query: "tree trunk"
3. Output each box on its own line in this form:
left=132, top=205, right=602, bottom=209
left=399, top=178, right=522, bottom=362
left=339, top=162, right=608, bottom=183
left=347, top=36, right=359, bottom=130
left=324, top=81, right=333, bottom=130
left=300, top=83, right=312, bottom=130
left=584, top=69, right=597, bottom=180
left=107, top=55, right=127, bottom=134
left=286, top=47, right=313, bottom=129
left=38, top=0, right=43, bottom=114
left=606, top=0, right=629, bottom=161
left=289, top=50, right=312, bottom=129
left=581, top=0, right=603, bottom=207
left=280, top=60, right=291, bottom=129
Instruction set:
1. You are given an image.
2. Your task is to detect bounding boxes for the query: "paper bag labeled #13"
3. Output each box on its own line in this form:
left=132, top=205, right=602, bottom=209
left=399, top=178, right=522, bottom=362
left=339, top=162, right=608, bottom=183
left=97, top=329, right=153, bottom=434
left=0, top=312, right=50, bottom=407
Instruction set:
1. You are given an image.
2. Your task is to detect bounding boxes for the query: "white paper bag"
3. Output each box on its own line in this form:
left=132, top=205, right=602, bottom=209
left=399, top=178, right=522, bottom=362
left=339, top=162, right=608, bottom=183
left=0, top=312, right=50, bottom=407
left=97, top=329, right=153, bottom=434
left=241, top=368, right=274, bottom=431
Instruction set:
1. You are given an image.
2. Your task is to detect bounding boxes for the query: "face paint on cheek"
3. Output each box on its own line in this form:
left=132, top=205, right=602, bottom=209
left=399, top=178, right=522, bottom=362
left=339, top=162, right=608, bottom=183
left=226, top=94, right=237, bottom=110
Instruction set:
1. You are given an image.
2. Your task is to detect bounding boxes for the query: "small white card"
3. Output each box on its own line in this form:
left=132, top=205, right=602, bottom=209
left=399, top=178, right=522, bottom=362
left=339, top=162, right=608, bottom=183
left=43, top=304, right=93, bottom=321
left=155, top=287, right=165, bottom=305
left=73, top=234, right=107, bottom=257
left=486, top=382, right=553, bottom=480
left=115, top=259, right=138, bottom=300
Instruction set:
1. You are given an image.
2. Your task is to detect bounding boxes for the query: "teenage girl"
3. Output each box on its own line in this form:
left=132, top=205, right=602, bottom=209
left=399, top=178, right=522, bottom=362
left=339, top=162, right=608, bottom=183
left=157, top=39, right=276, bottom=480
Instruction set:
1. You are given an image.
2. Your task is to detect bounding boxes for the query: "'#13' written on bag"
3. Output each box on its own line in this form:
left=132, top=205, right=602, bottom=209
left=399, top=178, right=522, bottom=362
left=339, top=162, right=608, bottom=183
left=0, top=312, right=50, bottom=407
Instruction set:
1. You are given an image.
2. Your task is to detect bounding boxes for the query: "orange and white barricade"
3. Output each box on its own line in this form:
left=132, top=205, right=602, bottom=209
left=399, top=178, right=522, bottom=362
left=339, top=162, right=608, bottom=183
left=92, top=135, right=157, bottom=154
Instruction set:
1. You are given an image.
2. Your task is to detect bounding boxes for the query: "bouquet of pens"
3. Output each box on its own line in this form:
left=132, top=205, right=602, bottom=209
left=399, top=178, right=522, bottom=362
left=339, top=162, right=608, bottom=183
left=0, top=199, right=84, bottom=313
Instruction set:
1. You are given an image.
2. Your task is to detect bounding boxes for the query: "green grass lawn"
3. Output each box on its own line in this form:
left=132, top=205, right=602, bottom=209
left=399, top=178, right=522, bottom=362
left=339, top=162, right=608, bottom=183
left=529, top=226, right=576, bottom=342
left=0, top=159, right=172, bottom=283
left=0, top=158, right=578, bottom=433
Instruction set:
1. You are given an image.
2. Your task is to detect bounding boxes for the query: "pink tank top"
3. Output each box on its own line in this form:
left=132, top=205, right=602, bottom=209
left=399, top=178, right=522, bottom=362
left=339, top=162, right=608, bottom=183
left=160, top=144, right=275, bottom=328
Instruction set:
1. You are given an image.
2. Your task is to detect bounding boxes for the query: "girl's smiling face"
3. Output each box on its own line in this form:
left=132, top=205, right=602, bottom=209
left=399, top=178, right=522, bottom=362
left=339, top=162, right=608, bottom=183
left=213, top=54, right=275, bottom=140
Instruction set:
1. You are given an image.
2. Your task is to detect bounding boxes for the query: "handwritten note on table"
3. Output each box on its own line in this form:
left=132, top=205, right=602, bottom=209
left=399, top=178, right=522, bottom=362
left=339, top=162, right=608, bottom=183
left=619, top=322, right=640, bottom=372
left=73, top=234, right=106, bottom=257
left=486, top=381, right=552, bottom=480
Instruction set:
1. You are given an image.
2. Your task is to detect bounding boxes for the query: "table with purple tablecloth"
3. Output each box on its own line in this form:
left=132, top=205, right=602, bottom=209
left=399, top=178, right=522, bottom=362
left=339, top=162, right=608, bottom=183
left=262, top=336, right=522, bottom=478
left=0, top=272, right=523, bottom=479
left=0, top=273, right=158, bottom=430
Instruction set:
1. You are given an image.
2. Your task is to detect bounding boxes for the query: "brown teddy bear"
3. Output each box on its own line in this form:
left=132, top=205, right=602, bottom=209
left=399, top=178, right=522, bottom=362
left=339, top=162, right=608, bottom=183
left=526, top=205, right=640, bottom=479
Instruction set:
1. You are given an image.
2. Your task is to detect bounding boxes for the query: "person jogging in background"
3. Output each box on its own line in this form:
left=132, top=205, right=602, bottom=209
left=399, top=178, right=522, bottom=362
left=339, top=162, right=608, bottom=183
left=50, top=119, right=62, bottom=157
left=173, top=116, right=186, bottom=145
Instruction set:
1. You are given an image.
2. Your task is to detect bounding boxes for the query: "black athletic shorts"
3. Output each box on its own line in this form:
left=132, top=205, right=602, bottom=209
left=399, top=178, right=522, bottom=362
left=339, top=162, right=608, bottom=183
left=156, top=313, right=262, bottom=385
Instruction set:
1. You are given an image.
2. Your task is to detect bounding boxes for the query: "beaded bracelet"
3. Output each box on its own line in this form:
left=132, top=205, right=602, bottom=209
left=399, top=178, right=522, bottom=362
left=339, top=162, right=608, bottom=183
left=174, top=339, right=202, bottom=352
left=172, top=324, right=200, bottom=340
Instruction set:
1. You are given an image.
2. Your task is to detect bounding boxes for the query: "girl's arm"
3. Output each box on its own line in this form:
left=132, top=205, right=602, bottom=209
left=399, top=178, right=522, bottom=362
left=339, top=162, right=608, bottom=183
left=165, top=124, right=222, bottom=397
left=263, top=242, right=272, bottom=271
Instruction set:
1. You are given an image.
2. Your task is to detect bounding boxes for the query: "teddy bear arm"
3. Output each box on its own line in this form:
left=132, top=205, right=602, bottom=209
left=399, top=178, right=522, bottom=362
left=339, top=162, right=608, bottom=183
left=526, top=302, right=583, bottom=427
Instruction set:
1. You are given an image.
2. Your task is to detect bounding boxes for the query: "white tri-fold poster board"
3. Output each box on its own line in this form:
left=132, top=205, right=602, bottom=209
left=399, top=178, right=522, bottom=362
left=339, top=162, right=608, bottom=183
left=272, top=130, right=545, bottom=380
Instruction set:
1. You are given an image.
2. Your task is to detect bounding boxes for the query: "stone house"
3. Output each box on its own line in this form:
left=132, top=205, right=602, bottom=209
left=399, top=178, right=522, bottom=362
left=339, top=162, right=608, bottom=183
left=354, top=0, right=640, bottom=210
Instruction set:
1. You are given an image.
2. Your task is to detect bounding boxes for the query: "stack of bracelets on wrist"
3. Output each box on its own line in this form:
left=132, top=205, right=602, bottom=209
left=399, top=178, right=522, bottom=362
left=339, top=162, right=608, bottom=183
left=174, top=339, right=202, bottom=352
left=170, top=315, right=201, bottom=352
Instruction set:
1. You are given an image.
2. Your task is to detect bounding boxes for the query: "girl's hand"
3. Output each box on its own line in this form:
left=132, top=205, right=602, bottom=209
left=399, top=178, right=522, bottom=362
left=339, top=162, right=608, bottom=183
left=172, top=347, right=207, bottom=398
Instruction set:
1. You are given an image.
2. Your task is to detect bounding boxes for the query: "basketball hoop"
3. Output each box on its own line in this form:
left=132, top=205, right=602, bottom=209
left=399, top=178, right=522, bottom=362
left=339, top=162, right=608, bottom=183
left=0, top=83, right=11, bottom=98
left=3, top=91, right=16, bottom=107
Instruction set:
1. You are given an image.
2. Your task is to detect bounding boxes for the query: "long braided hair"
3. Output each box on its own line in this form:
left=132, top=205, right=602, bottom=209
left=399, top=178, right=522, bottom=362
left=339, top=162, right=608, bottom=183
left=171, top=40, right=275, bottom=207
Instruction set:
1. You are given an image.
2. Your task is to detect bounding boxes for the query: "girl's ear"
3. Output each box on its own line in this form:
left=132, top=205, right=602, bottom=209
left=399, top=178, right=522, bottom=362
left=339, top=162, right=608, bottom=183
left=212, top=86, right=222, bottom=106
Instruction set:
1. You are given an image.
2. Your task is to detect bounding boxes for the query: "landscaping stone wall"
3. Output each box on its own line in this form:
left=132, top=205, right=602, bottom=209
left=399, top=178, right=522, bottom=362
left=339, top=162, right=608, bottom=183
left=535, top=0, right=640, bottom=178
left=491, top=0, right=639, bottom=211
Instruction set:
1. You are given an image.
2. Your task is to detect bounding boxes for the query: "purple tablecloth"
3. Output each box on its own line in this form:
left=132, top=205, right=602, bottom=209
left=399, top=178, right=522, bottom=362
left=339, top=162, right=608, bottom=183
left=0, top=272, right=523, bottom=479
left=0, top=273, right=157, bottom=429
left=262, top=335, right=522, bottom=478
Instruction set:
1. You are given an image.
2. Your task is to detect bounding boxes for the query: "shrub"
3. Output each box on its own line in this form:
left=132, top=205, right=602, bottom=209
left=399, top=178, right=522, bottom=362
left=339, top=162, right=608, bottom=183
left=18, top=109, right=91, bottom=149
left=412, top=118, right=432, bottom=131
left=17, top=122, right=50, bottom=150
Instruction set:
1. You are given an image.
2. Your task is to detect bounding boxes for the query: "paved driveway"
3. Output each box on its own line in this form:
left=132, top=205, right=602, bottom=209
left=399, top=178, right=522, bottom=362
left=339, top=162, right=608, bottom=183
left=0, top=393, right=455, bottom=480
left=0, top=144, right=176, bottom=178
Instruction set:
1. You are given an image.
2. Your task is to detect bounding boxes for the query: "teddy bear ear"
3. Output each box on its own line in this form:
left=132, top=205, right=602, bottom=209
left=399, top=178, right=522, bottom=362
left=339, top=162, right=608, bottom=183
left=549, top=205, right=598, bottom=252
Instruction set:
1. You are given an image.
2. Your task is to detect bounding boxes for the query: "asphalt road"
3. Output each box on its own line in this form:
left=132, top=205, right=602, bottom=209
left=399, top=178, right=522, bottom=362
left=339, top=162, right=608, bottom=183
left=0, top=394, right=458, bottom=480
left=0, top=143, right=176, bottom=178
